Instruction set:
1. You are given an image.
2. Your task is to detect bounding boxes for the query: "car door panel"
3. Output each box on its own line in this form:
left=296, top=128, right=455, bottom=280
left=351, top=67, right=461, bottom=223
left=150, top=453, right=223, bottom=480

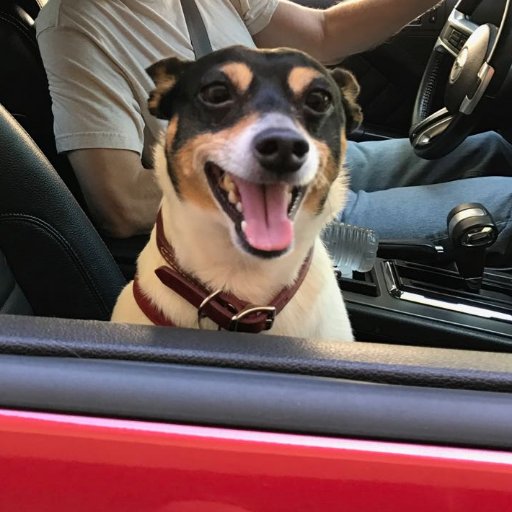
left=1, top=315, right=512, bottom=510
left=1, top=409, right=511, bottom=512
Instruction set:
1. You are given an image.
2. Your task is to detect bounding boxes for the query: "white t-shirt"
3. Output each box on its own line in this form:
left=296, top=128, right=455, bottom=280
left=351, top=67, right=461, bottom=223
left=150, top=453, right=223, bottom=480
left=35, top=0, right=279, bottom=165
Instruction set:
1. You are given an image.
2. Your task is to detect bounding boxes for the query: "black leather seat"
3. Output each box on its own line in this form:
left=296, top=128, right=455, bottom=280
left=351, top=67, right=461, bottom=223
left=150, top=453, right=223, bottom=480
left=0, top=104, right=126, bottom=320
left=0, top=0, right=126, bottom=319
left=0, top=0, right=148, bottom=280
left=0, top=104, right=126, bottom=319
left=0, top=0, right=86, bottom=203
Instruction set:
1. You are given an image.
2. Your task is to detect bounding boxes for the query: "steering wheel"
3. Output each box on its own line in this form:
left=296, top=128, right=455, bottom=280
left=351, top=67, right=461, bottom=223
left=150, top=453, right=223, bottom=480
left=410, top=0, right=512, bottom=159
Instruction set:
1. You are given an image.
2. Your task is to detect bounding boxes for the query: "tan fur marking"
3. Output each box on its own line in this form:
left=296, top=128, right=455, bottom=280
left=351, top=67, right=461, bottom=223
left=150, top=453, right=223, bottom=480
left=340, top=131, right=347, bottom=161
left=288, top=67, right=322, bottom=98
left=170, top=114, right=260, bottom=210
left=165, top=117, right=179, bottom=148
left=340, top=130, right=347, bottom=153
left=148, top=67, right=177, bottom=114
left=221, top=62, right=253, bottom=94
left=331, top=68, right=363, bottom=132
left=303, top=132, right=347, bottom=214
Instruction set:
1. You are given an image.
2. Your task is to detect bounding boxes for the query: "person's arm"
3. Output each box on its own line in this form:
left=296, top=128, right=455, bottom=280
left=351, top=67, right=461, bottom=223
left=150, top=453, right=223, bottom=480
left=36, top=19, right=161, bottom=239
left=254, top=0, right=441, bottom=64
left=69, top=149, right=161, bottom=239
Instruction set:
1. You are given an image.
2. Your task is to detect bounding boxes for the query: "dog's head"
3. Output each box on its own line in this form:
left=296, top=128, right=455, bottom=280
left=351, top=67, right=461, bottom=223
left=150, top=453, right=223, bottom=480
left=147, top=46, right=362, bottom=258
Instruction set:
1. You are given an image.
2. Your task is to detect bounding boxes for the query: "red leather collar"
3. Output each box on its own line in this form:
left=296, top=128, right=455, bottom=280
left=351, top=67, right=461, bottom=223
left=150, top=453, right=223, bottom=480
left=133, top=209, right=313, bottom=333
left=133, top=275, right=175, bottom=327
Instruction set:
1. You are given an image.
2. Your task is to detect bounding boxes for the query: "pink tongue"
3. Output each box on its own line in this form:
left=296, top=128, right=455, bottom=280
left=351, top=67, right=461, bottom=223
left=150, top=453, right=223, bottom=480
left=231, top=175, right=293, bottom=252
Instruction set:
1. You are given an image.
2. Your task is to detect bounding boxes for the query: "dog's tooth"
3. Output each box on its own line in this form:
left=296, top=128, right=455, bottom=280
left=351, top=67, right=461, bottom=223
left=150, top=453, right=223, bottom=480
left=241, top=220, right=247, bottom=233
left=236, top=202, right=243, bottom=213
left=228, top=190, right=237, bottom=204
left=223, top=174, right=235, bottom=192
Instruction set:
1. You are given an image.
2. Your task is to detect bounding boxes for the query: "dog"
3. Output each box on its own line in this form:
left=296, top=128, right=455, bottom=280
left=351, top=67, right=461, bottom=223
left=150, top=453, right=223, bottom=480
left=111, top=45, right=362, bottom=342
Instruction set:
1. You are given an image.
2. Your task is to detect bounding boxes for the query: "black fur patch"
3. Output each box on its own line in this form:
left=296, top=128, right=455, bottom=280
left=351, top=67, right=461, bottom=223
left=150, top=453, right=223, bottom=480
left=147, top=45, right=360, bottom=161
left=147, top=46, right=361, bottom=210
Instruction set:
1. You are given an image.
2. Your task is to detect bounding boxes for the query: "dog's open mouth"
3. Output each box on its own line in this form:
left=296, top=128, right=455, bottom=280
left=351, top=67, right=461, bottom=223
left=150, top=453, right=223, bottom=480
left=205, top=163, right=306, bottom=255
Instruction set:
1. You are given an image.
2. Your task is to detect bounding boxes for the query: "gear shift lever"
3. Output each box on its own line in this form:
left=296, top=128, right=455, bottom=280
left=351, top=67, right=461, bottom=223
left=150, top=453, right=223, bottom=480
left=447, top=203, right=498, bottom=291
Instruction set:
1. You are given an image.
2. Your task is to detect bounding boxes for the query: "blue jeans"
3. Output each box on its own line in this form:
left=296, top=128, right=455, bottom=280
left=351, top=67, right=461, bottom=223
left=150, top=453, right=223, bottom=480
left=340, top=131, right=512, bottom=260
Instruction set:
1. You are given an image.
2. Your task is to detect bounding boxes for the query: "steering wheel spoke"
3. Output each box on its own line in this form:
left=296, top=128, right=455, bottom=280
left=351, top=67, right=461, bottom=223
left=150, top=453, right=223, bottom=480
left=410, top=108, right=454, bottom=148
left=411, top=0, right=512, bottom=159
left=438, top=9, right=479, bottom=57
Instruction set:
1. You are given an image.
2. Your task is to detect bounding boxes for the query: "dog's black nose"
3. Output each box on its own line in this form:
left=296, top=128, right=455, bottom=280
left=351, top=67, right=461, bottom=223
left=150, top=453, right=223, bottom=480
left=253, top=129, right=309, bottom=174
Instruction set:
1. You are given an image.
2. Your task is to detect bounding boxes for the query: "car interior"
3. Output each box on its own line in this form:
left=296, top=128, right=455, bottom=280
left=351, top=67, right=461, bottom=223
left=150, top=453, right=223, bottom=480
left=1, top=0, right=512, bottom=450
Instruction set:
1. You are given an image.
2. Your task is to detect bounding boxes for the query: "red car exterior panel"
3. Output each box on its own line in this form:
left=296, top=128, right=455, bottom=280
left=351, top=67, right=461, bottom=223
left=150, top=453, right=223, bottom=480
left=0, top=409, right=511, bottom=511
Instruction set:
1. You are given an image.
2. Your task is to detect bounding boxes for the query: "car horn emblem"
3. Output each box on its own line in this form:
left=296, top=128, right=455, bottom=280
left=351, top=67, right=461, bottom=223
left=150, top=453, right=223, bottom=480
left=450, top=47, right=468, bottom=84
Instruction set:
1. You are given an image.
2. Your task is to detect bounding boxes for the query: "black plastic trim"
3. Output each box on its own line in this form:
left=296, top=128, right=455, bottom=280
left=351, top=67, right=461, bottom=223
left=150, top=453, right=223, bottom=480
left=1, top=354, right=512, bottom=450
left=2, top=315, right=512, bottom=392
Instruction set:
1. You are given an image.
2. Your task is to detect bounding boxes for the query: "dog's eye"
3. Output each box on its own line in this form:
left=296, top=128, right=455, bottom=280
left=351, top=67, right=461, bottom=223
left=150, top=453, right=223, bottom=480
left=200, top=83, right=232, bottom=106
left=305, top=89, right=332, bottom=113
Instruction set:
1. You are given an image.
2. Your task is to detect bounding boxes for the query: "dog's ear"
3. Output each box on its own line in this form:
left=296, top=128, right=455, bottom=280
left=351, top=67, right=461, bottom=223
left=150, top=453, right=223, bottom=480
left=146, top=57, right=192, bottom=119
left=330, top=67, right=363, bottom=133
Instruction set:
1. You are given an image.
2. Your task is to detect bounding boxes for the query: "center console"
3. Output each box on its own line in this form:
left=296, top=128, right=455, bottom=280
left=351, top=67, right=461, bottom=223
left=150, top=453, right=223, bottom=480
left=341, top=260, right=512, bottom=351
left=340, top=202, right=512, bottom=351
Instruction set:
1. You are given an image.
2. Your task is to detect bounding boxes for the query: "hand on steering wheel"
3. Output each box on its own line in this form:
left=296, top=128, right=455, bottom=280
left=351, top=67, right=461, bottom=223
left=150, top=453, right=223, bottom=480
left=410, top=0, right=512, bottom=159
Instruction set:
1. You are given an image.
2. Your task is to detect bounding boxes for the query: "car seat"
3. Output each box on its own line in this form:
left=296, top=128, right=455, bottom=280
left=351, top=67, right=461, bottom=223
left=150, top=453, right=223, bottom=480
left=0, top=0, right=86, bottom=202
left=0, top=103, right=126, bottom=319
left=1, top=0, right=151, bottom=280
left=0, top=1, right=126, bottom=319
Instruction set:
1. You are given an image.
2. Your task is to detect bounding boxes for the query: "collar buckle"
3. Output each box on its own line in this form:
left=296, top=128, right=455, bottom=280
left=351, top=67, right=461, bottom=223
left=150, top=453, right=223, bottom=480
left=229, top=305, right=277, bottom=332
left=154, top=209, right=311, bottom=333
left=197, top=289, right=276, bottom=332
left=197, top=289, right=224, bottom=330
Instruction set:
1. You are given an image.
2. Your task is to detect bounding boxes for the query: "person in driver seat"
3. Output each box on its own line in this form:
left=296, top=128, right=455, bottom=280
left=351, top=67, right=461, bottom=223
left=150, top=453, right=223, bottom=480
left=35, top=0, right=512, bottom=261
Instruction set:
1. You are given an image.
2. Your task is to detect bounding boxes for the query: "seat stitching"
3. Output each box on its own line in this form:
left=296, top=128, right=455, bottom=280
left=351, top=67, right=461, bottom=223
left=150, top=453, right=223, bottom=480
left=0, top=213, right=112, bottom=317
left=0, top=11, right=39, bottom=51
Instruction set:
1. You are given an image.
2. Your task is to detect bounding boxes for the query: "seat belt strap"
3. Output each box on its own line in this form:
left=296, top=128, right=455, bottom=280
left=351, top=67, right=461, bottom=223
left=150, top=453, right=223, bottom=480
left=180, top=0, right=213, bottom=58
